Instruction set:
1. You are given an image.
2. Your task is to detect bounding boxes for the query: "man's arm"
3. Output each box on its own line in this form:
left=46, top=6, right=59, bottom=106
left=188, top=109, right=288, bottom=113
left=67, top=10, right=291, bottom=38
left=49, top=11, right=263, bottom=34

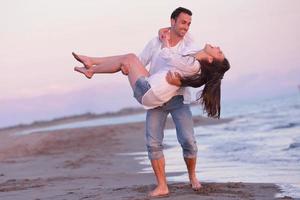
left=121, top=37, right=160, bottom=75
left=139, top=26, right=173, bottom=66
left=139, top=37, right=158, bottom=67
left=166, top=71, right=182, bottom=86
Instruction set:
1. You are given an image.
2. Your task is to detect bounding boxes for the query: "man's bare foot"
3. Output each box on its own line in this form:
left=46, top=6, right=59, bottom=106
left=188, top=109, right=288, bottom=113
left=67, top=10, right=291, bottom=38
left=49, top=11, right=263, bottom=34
left=72, top=52, right=93, bottom=69
left=148, top=185, right=169, bottom=198
left=74, top=66, right=93, bottom=79
left=190, top=177, right=202, bottom=191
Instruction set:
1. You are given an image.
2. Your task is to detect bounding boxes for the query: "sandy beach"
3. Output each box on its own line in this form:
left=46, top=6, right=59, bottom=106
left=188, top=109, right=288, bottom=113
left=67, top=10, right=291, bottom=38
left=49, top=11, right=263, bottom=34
left=0, top=116, right=293, bottom=200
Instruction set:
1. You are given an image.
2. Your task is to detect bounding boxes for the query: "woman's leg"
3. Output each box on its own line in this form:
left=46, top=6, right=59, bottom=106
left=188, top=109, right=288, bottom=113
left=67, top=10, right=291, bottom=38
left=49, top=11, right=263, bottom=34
left=72, top=52, right=127, bottom=69
left=74, top=53, right=149, bottom=88
left=124, top=54, right=149, bottom=88
left=90, top=54, right=133, bottom=73
left=90, top=55, right=129, bottom=66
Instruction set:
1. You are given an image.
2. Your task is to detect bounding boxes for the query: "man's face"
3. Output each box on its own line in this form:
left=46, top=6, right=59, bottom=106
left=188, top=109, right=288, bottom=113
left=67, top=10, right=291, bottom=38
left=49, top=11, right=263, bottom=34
left=171, top=13, right=192, bottom=38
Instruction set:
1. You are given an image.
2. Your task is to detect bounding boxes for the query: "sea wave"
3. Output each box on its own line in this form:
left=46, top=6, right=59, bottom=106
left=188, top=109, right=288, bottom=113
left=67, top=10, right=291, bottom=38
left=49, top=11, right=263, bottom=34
left=272, top=122, right=300, bottom=130
left=285, top=142, right=300, bottom=150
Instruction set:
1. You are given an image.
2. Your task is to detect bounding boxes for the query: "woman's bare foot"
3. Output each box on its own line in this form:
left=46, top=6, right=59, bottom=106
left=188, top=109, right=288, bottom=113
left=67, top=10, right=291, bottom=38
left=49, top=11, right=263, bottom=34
left=74, top=66, right=93, bottom=79
left=72, top=52, right=93, bottom=69
left=148, top=185, right=169, bottom=198
left=190, top=177, right=202, bottom=191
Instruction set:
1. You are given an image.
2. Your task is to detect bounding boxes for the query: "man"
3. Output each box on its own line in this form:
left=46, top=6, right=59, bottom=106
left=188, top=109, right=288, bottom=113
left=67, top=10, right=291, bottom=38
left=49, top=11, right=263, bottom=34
left=138, top=7, right=201, bottom=197
left=72, top=6, right=201, bottom=197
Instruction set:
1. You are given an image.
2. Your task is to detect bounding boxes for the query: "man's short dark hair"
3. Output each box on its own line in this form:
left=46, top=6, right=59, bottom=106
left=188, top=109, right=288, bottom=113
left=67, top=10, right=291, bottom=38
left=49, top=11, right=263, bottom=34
left=171, top=7, right=192, bottom=20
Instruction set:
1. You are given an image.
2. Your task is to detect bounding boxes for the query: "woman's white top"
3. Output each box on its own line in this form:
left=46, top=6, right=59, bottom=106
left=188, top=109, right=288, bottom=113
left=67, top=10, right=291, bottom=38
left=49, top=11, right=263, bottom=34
left=142, top=46, right=201, bottom=109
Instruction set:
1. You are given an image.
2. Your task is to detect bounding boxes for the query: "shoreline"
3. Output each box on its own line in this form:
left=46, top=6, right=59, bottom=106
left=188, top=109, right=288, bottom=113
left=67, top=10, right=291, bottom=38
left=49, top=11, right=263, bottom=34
left=0, top=103, right=210, bottom=133
left=0, top=107, right=146, bottom=134
left=0, top=117, right=293, bottom=200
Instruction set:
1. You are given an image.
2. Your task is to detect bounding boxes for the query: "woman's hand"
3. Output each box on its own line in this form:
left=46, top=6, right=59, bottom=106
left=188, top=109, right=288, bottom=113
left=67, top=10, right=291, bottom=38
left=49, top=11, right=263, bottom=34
left=159, top=27, right=170, bottom=48
left=166, top=71, right=182, bottom=86
left=158, top=27, right=170, bottom=41
left=161, top=32, right=170, bottom=48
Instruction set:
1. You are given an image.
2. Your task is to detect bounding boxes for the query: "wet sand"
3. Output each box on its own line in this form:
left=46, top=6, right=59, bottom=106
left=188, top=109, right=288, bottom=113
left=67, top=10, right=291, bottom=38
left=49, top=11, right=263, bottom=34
left=0, top=116, right=292, bottom=200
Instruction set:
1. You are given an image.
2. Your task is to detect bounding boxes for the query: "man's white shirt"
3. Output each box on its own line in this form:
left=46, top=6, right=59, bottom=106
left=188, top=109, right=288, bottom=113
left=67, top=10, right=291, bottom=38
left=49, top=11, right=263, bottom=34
left=138, top=33, right=201, bottom=109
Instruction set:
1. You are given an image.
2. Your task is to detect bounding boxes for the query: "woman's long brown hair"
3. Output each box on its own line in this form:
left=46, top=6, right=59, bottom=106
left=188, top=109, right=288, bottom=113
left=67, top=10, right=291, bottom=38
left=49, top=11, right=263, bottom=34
left=180, top=58, right=230, bottom=118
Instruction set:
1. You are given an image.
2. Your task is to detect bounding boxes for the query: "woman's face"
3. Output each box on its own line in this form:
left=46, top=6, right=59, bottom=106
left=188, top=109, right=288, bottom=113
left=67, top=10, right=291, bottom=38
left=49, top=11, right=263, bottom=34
left=204, top=44, right=225, bottom=61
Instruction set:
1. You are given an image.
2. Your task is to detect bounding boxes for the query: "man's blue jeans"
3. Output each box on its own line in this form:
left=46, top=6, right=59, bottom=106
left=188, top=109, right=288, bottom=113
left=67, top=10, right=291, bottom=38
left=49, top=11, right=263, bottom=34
left=145, top=95, right=198, bottom=160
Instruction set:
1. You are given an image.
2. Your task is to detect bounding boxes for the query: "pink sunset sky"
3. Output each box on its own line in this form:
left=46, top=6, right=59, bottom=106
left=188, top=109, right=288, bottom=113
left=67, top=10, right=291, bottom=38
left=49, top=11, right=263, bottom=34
left=1, top=0, right=299, bottom=127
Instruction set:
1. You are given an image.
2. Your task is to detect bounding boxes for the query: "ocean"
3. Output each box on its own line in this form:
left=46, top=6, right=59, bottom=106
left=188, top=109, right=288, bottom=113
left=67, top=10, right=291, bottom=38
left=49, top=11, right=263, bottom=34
left=135, top=93, right=300, bottom=198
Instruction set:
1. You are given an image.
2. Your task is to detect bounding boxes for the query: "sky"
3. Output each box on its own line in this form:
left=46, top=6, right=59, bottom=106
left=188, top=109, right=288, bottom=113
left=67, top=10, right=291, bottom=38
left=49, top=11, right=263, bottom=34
left=0, top=0, right=299, bottom=128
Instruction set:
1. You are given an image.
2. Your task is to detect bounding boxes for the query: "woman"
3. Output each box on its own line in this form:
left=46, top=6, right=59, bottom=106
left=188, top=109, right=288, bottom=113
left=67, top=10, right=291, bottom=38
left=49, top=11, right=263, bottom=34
left=73, top=36, right=230, bottom=118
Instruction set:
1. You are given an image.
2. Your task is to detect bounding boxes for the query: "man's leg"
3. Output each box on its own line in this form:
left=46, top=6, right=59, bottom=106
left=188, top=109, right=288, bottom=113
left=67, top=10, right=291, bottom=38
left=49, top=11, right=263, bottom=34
left=184, top=157, right=201, bottom=190
left=146, top=108, right=169, bottom=197
left=150, top=157, right=168, bottom=196
left=170, top=101, right=201, bottom=190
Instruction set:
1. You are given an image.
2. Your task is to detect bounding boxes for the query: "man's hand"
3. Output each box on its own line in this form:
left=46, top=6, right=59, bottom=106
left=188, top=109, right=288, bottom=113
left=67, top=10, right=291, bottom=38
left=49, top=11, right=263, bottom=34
left=121, top=65, right=129, bottom=75
left=166, top=71, right=182, bottom=86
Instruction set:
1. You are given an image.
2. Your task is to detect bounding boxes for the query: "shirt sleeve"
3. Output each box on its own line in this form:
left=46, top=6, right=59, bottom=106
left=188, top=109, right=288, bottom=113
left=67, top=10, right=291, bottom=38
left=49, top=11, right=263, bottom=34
left=138, top=37, right=159, bottom=67
left=159, top=47, right=201, bottom=76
